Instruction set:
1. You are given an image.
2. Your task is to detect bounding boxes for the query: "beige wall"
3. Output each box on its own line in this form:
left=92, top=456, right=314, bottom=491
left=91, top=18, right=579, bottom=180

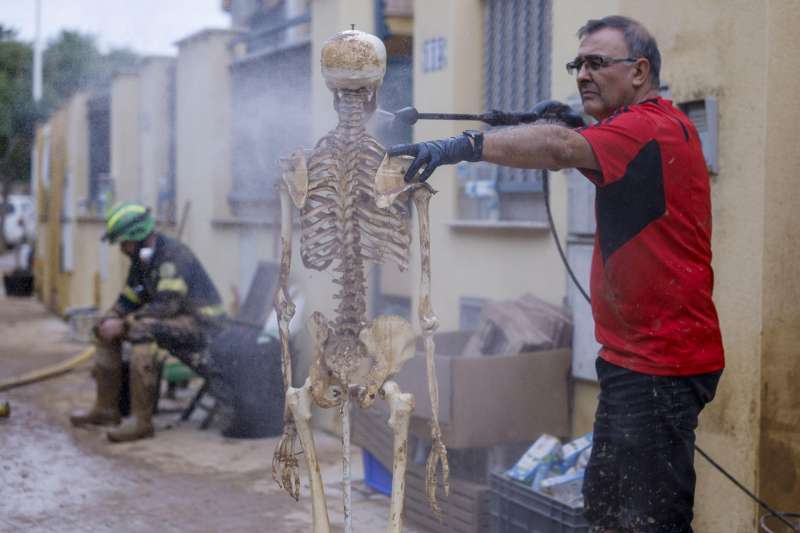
left=759, top=0, right=800, bottom=521
left=175, top=30, right=237, bottom=248
left=174, top=29, right=240, bottom=312
left=64, top=93, right=94, bottom=310
left=65, top=93, right=89, bottom=214
left=110, top=72, right=142, bottom=204
left=138, top=57, right=175, bottom=214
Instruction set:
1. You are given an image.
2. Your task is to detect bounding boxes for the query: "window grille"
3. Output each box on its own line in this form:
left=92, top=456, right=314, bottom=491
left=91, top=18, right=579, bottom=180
left=483, top=0, right=552, bottom=191
left=87, top=93, right=111, bottom=215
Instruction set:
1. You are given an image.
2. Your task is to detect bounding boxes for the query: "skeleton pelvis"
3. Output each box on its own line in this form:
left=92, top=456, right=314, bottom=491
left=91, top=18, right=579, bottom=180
left=306, top=311, right=416, bottom=409
left=358, top=315, right=416, bottom=408
left=307, top=311, right=368, bottom=407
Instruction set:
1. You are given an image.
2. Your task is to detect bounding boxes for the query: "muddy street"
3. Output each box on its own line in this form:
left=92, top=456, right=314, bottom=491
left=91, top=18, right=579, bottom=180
left=0, top=278, right=420, bottom=532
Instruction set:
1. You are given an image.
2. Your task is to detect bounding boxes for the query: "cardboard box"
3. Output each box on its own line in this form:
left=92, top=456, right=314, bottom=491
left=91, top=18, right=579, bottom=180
left=384, top=331, right=571, bottom=448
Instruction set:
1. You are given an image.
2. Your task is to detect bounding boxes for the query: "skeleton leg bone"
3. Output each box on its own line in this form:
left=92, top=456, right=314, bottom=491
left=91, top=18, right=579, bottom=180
left=288, top=378, right=331, bottom=533
left=412, top=186, right=450, bottom=519
left=382, top=381, right=415, bottom=533
left=341, top=390, right=353, bottom=533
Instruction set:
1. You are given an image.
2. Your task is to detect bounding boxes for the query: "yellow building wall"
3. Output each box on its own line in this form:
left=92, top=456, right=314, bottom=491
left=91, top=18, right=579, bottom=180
left=64, top=92, right=95, bottom=311
left=175, top=29, right=237, bottom=235
left=759, top=0, right=800, bottom=523
left=33, top=125, right=49, bottom=303
left=39, top=108, right=71, bottom=315
left=110, top=72, right=142, bottom=204
left=175, top=29, right=251, bottom=317
left=138, top=57, right=175, bottom=214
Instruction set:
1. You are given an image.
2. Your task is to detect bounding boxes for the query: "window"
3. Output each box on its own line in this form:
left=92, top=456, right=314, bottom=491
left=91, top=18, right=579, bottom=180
left=87, top=93, right=111, bottom=215
left=457, top=0, right=552, bottom=224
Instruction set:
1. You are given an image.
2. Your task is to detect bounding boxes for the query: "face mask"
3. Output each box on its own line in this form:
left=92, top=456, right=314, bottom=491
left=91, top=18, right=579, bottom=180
left=138, top=247, right=154, bottom=263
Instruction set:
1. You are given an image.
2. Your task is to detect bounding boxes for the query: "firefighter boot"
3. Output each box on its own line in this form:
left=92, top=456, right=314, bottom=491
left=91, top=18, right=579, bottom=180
left=70, top=344, right=122, bottom=427
left=107, top=343, right=158, bottom=442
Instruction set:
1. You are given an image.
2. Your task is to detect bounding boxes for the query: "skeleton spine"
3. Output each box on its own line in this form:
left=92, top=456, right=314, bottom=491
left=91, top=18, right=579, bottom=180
left=333, top=89, right=370, bottom=339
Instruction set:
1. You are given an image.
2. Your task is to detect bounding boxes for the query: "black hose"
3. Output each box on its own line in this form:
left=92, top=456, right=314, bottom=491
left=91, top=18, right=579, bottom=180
left=695, top=446, right=798, bottom=532
left=762, top=513, right=800, bottom=533
left=542, top=173, right=591, bottom=304
left=541, top=173, right=800, bottom=532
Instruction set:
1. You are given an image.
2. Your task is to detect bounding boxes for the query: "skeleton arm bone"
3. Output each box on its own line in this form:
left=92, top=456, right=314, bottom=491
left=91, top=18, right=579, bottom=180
left=272, top=155, right=307, bottom=500
left=412, top=185, right=450, bottom=519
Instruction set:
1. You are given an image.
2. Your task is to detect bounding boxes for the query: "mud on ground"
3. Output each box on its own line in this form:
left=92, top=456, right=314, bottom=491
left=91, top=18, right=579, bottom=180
left=0, top=293, right=423, bottom=532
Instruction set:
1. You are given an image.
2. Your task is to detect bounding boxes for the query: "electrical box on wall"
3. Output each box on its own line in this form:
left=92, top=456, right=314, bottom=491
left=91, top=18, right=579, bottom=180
left=679, top=97, right=719, bottom=175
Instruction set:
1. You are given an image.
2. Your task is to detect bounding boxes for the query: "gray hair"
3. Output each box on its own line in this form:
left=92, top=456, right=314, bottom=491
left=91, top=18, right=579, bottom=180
left=577, top=16, right=661, bottom=87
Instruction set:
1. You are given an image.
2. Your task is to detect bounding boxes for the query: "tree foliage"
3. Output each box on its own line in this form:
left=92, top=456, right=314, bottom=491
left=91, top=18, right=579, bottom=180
left=0, top=26, right=139, bottom=188
left=0, top=26, right=39, bottom=186
left=40, top=31, right=138, bottom=114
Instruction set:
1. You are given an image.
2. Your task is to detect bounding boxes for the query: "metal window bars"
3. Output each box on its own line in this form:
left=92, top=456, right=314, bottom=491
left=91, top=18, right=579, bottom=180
left=483, top=0, right=552, bottom=192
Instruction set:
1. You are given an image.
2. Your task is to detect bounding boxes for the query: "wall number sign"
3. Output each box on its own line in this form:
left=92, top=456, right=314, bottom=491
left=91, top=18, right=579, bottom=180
left=422, top=37, right=447, bottom=73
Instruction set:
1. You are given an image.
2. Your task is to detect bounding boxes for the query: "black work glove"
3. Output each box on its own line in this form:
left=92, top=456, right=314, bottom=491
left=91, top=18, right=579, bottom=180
left=386, top=131, right=483, bottom=183
left=530, top=99, right=586, bottom=128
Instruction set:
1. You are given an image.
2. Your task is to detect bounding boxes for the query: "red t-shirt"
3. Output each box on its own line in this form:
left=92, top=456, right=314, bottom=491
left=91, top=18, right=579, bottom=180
left=577, top=97, right=724, bottom=376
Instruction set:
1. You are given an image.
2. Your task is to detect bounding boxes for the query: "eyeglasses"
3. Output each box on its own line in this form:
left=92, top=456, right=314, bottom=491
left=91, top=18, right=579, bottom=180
left=566, top=54, right=638, bottom=75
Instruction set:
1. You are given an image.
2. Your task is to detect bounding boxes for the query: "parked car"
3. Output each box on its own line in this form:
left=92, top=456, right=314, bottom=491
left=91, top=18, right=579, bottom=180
left=2, top=194, right=35, bottom=247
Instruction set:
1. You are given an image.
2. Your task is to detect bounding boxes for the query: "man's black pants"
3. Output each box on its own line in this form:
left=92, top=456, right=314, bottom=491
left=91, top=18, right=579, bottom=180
left=583, top=358, right=721, bottom=533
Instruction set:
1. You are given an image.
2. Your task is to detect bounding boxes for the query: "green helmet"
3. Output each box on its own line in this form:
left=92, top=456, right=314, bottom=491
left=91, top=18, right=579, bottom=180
left=102, top=202, right=155, bottom=243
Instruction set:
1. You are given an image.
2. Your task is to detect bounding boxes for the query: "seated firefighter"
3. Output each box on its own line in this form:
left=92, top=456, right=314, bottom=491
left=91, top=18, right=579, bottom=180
left=70, top=202, right=227, bottom=442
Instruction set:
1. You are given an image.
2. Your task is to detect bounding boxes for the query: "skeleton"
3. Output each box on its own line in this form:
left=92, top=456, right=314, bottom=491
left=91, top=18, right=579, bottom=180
left=271, top=30, right=449, bottom=533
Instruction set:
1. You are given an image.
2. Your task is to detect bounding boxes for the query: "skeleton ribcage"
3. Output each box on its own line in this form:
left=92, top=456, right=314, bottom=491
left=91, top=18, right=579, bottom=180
left=300, top=131, right=412, bottom=272
left=298, top=128, right=412, bottom=336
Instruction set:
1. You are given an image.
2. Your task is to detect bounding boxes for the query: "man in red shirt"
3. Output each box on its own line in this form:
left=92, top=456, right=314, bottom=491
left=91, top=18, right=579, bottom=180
left=389, top=15, right=723, bottom=533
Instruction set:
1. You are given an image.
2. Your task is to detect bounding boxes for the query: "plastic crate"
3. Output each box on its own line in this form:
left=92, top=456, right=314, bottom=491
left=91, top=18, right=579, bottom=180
left=490, top=472, right=589, bottom=533
left=362, top=449, right=392, bottom=496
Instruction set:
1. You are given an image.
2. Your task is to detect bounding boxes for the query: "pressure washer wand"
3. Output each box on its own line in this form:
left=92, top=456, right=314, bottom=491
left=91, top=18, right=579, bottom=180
left=384, top=106, right=541, bottom=127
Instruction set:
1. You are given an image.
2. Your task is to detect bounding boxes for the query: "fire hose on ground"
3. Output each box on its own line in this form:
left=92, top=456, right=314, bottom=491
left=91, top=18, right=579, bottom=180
left=0, top=347, right=95, bottom=393
left=382, top=105, right=800, bottom=532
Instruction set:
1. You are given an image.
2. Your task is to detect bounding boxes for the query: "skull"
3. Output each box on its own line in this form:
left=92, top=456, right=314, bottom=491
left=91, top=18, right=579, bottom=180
left=321, top=30, right=387, bottom=91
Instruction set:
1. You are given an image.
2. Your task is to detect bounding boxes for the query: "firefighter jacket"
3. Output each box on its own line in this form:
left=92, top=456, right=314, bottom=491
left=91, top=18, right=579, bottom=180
left=112, top=233, right=226, bottom=321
